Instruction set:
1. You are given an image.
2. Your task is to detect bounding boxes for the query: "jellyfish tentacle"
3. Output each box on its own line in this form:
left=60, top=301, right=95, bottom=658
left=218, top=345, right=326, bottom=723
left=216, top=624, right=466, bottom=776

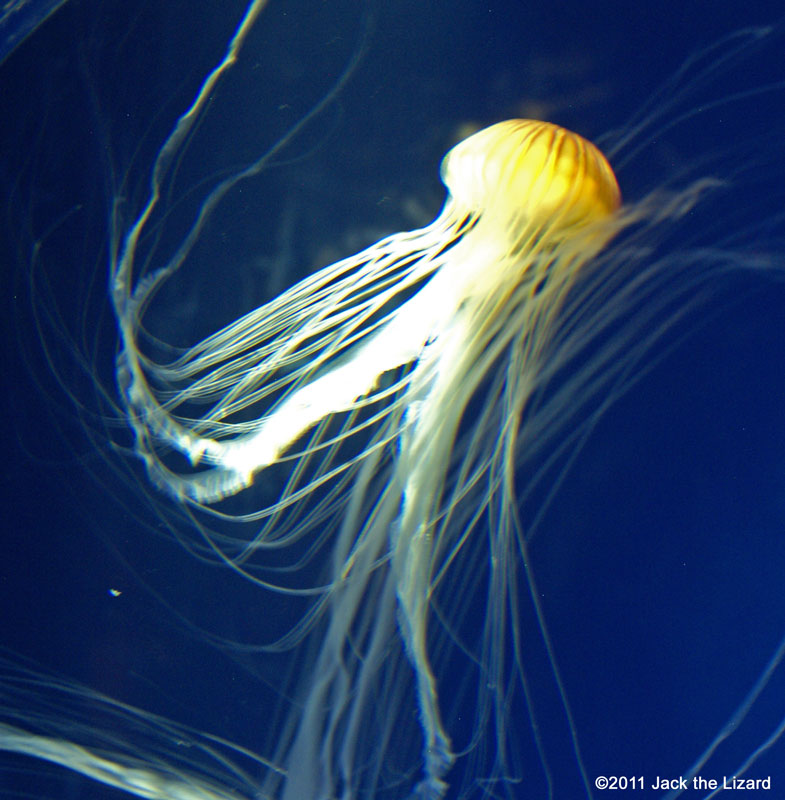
left=0, top=723, right=240, bottom=800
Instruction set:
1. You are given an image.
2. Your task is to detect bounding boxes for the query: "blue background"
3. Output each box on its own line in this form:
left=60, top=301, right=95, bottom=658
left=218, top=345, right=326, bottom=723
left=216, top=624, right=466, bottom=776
left=1, top=1, right=784, bottom=798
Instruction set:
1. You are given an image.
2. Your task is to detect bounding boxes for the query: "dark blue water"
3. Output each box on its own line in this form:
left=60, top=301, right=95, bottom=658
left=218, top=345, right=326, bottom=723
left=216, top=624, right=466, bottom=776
left=1, top=1, right=784, bottom=798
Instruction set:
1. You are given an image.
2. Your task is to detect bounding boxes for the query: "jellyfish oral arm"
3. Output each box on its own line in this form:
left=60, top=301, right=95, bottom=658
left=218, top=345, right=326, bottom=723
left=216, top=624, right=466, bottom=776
left=119, top=233, right=469, bottom=505
left=392, top=339, right=472, bottom=799
left=210, top=267, right=465, bottom=476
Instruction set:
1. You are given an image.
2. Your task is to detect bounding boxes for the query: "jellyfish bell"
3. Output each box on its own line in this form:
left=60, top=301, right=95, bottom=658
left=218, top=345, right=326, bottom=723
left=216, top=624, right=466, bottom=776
left=440, top=119, right=621, bottom=242
left=2, top=3, right=785, bottom=800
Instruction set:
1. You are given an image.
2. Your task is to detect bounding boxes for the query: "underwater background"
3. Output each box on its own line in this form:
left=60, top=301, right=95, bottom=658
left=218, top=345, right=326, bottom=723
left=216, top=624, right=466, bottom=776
left=1, top=0, right=785, bottom=798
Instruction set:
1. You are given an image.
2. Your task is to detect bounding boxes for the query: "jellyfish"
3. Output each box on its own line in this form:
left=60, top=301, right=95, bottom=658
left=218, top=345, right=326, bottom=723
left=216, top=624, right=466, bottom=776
left=2, top=2, right=785, bottom=800
left=110, top=108, right=624, bottom=799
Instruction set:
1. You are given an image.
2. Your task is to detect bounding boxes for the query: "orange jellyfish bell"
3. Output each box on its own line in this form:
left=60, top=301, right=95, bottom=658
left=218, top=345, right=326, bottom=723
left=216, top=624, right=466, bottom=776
left=440, top=119, right=621, bottom=245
